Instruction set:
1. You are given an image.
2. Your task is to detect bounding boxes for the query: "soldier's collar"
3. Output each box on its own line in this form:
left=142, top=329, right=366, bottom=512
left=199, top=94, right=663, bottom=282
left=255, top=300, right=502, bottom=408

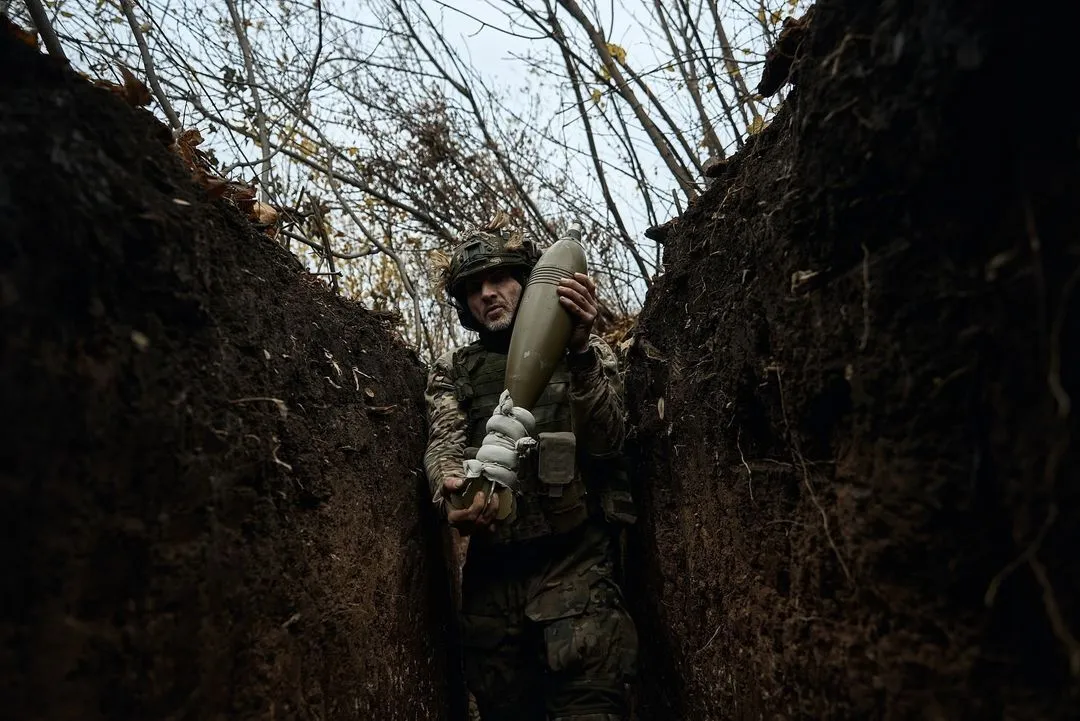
left=476, top=327, right=512, bottom=353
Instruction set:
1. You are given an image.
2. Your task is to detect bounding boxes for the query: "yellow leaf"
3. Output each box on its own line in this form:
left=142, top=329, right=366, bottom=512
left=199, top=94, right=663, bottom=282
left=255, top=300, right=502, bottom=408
left=748, top=117, right=765, bottom=135
left=590, top=88, right=602, bottom=104
left=599, top=66, right=610, bottom=81
left=770, top=10, right=783, bottom=23
left=345, top=147, right=359, bottom=157
left=298, top=138, right=316, bottom=157
left=756, top=7, right=766, bottom=23
left=605, top=42, right=627, bottom=65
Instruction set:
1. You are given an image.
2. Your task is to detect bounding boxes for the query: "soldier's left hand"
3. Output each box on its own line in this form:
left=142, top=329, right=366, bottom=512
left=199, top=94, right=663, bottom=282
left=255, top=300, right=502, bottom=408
left=557, top=272, right=598, bottom=354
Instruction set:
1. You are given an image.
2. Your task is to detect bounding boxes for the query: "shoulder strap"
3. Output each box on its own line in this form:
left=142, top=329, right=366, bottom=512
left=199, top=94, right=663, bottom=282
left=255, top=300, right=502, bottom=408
left=450, top=341, right=486, bottom=402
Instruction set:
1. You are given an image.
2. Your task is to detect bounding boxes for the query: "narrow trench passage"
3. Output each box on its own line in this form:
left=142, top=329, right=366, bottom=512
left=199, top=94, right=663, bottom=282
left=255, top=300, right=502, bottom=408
left=2, top=0, right=1079, bottom=718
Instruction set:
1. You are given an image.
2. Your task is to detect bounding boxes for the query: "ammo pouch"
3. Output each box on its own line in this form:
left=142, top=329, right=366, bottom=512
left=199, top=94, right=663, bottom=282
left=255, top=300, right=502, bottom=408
left=535, top=432, right=588, bottom=534
left=583, top=454, right=638, bottom=526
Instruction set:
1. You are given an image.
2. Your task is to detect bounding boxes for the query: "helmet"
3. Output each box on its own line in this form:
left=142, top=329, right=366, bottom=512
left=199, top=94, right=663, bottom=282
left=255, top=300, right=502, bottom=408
left=444, top=224, right=540, bottom=331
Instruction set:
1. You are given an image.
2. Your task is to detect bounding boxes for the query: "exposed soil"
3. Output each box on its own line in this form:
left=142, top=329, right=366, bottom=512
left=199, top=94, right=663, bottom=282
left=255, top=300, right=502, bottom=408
left=0, top=32, right=457, bottom=721
left=625, top=1, right=1079, bottom=719
left=4, top=0, right=1080, bottom=718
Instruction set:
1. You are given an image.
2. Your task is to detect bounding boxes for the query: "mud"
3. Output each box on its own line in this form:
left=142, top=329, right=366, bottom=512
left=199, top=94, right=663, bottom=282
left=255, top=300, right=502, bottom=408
left=0, top=31, right=456, bottom=721
left=625, top=1, right=1079, bottom=718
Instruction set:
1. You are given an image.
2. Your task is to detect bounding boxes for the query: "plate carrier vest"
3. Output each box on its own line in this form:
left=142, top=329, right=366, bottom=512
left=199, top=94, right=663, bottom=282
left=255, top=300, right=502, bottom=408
left=452, top=341, right=635, bottom=544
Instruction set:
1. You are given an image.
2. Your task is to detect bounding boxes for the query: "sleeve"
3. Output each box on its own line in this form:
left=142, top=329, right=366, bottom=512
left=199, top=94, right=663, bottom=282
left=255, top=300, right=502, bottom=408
left=423, top=349, right=468, bottom=499
left=567, top=335, right=625, bottom=458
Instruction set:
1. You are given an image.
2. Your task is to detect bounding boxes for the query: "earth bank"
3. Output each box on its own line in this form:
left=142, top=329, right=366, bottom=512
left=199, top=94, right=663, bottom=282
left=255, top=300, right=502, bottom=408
left=2, top=1, right=1079, bottom=719
left=624, top=0, right=1079, bottom=719
left=0, top=31, right=456, bottom=721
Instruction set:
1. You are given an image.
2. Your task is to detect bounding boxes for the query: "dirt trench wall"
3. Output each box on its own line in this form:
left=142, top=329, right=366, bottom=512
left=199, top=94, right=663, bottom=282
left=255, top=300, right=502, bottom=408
left=0, top=34, right=454, bottom=720
left=625, top=1, right=1079, bottom=719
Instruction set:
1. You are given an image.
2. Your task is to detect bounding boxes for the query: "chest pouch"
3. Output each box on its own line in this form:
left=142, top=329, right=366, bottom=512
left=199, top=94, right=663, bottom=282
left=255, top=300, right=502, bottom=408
left=538, top=432, right=576, bottom=496
left=537, top=432, right=588, bottom=533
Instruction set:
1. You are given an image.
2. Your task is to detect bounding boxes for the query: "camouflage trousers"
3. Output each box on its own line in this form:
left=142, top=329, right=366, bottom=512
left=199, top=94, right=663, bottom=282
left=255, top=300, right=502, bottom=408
left=459, top=521, right=638, bottom=721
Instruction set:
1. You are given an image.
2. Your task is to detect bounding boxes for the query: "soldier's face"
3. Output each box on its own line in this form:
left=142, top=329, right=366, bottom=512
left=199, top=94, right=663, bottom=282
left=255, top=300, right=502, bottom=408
left=465, top=268, right=522, bottom=332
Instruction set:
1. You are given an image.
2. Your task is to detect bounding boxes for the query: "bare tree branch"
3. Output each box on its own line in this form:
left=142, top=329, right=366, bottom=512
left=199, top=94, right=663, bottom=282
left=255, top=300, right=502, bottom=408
left=705, top=0, right=762, bottom=123
left=173, top=84, right=457, bottom=244
left=555, top=0, right=698, bottom=198
left=546, top=0, right=652, bottom=285
left=325, top=156, right=427, bottom=355
left=308, top=194, right=340, bottom=294
left=653, top=0, right=723, bottom=160
left=224, top=0, right=273, bottom=200
left=41, top=0, right=799, bottom=356
left=24, top=0, right=67, bottom=60
left=118, top=0, right=181, bottom=130
left=280, top=229, right=379, bottom=259
left=390, top=0, right=560, bottom=243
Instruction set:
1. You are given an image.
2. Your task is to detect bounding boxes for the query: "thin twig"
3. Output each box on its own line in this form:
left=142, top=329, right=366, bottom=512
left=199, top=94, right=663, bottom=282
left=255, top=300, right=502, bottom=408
left=984, top=504, right=1058, bottom=607
left=118, top=0, right=181, bottom=130
left=280, top=229, right=378, bottom=260
left=325, top=156, right=425, bottom=349
left=737, top=427, right=754, bottom=501
left=547, top=6, right=653, bottom=285
left=270, top=435, right=294, bottom=472
left=225, top=0, right=273, bottom=200
left=695, top=623, right=723, bottom=655
left=177, top=89, right=455, bottom=244
left=555, top=0, right=698, bottom=197
left=24, top=0, right=66, bottom=61
left=773, top=365, right=854, bottom=585
left=1029, top=556, right=1080, bottom=678
left=308, top=194, right=340, bottom=295
left=229, top=396, right=288, bottom=419
left=390, top=0, right=560, bottom=244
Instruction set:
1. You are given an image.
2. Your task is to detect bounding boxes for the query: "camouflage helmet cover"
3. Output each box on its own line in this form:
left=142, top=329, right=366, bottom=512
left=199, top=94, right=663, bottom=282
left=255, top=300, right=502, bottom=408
left=443, top=215, right=540, bottom=300
left=435, top=213, right=541, bottom=330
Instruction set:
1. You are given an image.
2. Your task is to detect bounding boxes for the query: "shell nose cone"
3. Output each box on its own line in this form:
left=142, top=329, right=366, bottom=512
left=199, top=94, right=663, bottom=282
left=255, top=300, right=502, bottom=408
left=566, top=222, right=583, bottom=243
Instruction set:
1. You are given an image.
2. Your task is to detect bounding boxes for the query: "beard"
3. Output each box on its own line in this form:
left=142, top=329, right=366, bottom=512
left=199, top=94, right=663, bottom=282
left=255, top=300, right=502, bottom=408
left=482, top=308, right=514, bottom=332
left=470, top=278, right=522, bottom=333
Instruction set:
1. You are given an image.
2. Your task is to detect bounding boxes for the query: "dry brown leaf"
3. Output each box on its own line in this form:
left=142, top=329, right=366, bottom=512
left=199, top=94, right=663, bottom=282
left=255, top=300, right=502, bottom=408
left=92, top=67, right=151, bottom=108
left=177, top=128, right=204, bottom=147
left=3, top=18, right=38, bottom=48
left=117, top=65, right=152, bottom=107
left=251, top=201, right=279, bottom=225
left=203, top=177, right=231, bottom=200
left=166, top=123, right=281, bottom=240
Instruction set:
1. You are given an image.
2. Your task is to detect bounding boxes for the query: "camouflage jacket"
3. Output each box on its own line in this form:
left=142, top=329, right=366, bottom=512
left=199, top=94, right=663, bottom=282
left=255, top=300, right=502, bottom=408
left=424, top=335, right=625, bottom=501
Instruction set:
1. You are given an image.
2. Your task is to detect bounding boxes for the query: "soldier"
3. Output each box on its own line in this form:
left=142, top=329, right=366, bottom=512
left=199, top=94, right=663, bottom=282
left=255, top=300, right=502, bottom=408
left=425, top=213, right=638, bottom=721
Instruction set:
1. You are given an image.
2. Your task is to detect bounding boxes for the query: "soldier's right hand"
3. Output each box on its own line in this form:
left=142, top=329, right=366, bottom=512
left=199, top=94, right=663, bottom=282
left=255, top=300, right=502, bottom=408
left=443, top=476, right=500, bottom=535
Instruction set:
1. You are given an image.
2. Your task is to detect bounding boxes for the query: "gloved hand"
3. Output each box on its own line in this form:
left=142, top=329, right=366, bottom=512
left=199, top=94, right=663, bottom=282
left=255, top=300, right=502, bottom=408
left=461, top=390, right=535, bottom=520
